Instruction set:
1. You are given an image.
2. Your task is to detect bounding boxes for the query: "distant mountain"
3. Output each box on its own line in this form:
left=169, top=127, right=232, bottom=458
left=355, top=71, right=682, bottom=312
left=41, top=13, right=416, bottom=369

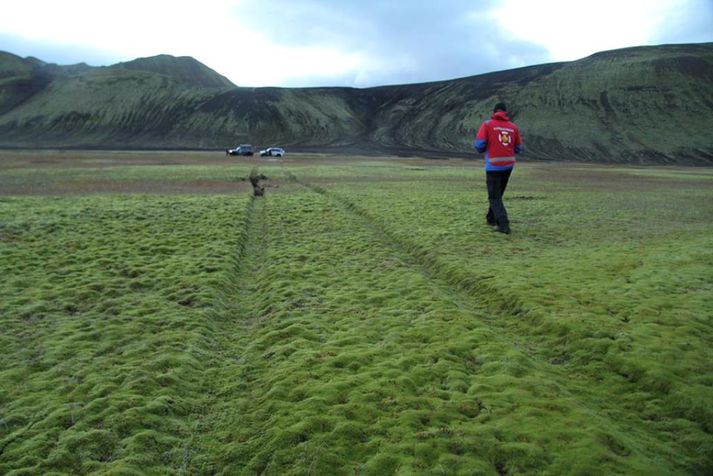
left=109, top=55, right=235, bottom=89
left=0, top=44, right=712, bottom=164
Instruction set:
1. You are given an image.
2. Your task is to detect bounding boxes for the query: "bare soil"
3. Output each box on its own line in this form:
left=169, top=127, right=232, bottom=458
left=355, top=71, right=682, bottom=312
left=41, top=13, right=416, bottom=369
left=0, top=150, right=706, bottom=195
left=0, top=150, right=475, bottom=196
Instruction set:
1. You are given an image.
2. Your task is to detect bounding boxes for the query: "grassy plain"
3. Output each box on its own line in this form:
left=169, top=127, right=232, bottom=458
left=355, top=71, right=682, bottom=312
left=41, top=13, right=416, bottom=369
left=0, top=151, right=711, bottom=475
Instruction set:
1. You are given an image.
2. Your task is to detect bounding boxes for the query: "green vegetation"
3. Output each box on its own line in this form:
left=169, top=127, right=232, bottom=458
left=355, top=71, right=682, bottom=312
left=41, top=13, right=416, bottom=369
left=0, top=193, right=249, bottom=474
left=1, top=43, right=713, bottom=163
left=1, top=152, right=711, bottom=474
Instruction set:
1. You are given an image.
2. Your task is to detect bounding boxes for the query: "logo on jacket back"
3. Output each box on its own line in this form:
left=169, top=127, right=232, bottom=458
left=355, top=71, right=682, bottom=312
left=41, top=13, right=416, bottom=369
left=494, top=126, right=514, bottom=147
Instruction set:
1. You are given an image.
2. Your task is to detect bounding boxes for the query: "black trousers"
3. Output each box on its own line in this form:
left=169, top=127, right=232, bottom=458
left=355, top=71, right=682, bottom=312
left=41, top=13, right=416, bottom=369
left=486, top=169, right=512, bottom=226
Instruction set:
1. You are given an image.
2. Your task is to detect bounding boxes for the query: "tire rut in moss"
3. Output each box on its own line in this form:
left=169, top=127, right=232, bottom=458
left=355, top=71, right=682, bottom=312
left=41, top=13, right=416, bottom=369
left=184, top=191, right=271, bottom=472
left=297, top=177, right=525, bottom=317
left=286, top=173, right=704, bottom=473
left=205, top=194, right=264, bottom=324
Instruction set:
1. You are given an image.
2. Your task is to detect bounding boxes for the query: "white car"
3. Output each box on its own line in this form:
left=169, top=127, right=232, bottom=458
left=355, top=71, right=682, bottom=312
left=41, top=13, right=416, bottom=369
left=260, top=147, right=285, bottom=157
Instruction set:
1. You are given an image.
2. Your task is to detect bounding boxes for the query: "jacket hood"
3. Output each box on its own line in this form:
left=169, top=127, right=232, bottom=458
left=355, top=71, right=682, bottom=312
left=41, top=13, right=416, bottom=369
left=491, top=111, right=510, bottom=121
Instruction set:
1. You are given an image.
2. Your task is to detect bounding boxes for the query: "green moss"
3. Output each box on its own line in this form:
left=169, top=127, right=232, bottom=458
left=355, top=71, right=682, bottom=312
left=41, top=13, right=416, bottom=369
left=1, top=156, right=711, bottom=474
left=0, top=193, right=250, bottom=474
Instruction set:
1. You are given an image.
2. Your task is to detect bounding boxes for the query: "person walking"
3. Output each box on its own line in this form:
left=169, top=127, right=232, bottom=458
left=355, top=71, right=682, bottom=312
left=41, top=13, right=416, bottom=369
left=474, top=102, right=523, bottom=234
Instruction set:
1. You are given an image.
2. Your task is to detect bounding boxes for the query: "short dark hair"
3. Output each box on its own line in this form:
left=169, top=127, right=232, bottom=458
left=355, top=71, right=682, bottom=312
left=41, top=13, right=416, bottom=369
left=493, top=102, right=507, bottom=112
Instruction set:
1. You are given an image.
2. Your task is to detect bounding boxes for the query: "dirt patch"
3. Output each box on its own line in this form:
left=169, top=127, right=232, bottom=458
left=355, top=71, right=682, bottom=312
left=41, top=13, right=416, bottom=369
left=526, top=163, right=707, bottom=191
left=0, top=150, right=251, bottom=171
left=0, top=179, right=254, bottom=196
left=1, top=150, right=707, bottom=196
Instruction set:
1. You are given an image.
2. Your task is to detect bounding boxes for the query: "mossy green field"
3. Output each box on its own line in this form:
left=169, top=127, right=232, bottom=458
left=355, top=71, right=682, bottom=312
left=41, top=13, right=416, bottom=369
left=1, top=151, right=711, bottom=475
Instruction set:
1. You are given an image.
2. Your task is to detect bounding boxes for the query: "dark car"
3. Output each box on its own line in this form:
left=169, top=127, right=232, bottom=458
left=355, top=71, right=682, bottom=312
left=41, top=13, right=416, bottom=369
left=226, top=144, right=254, bottom=156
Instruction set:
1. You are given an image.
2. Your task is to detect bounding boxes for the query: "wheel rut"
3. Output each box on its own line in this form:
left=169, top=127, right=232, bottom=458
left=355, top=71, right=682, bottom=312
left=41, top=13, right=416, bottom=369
left=183, top=193, right=269, bottom=473
left=286, top=172, right=677, bottom=455
left=184, top=170, right=696, bottom=473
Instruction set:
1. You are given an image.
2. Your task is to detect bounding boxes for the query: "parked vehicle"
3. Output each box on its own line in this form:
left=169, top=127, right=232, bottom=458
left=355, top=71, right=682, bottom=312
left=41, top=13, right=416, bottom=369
left=226, top=144, right=254, bottom=156
left=260, top=147, right=285, bottom=157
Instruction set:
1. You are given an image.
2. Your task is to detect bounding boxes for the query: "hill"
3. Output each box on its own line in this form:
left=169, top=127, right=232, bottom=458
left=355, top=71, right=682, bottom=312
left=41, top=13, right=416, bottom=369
left=110, top=55, right=235, bottom=89
left=0, top=44, right=712, bottom=163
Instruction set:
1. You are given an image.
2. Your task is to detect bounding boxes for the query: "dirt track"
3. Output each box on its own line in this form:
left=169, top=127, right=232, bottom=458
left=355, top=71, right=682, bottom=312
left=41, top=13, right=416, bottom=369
left=0, top=150, right=478, bottom=196
left=1, top=150, right=707, bottom=196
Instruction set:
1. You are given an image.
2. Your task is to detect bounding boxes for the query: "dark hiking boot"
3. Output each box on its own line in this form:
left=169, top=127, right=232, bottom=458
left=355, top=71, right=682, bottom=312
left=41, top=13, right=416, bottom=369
left=493, top=224, right=511, bottom=234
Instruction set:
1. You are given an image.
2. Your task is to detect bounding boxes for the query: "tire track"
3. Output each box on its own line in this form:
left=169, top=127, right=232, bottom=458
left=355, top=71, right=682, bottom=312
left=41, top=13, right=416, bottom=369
left=184, top=173, right=700, bottom=473
left=312, top=179, right=711, bottom=441
left=289, top=172, right=526, bottom=319
left=290, top=177, right=554, bottom=366
left=291, top=176, right=589, bottom=374
left=309, top=183, right=524, bottom=311
left=182, top=193, right=268, bottom=473
left=285, top=172, right=696, bottom=466
left=209, top=193, right=268, bottom=327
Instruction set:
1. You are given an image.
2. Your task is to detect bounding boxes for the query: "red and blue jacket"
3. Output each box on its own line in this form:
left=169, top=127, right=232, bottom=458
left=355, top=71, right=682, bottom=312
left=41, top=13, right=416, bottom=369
left=474, top=111, right=523, bottom=171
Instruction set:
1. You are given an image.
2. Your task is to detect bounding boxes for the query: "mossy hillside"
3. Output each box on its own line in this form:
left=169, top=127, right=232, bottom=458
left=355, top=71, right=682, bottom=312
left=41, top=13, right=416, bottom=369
left=182, top=87, right=367, bottom=148
left=1, top=44, right=712, bottom=163
left=509, top=45, right=713, bottom=162
left=0, top=52, right=35, bottom=79
left=0, top=52, right=44, bottom=117
left=0, top=68, right=226, bottom=148
left=111, top=55, right=235, bottom=89
left=0, top=194, right=251, bottom=474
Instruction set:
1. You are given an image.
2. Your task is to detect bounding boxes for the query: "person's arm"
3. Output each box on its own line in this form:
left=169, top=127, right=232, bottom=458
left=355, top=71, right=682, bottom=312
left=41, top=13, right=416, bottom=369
left=514, top=128, right=523, bottom=154
left=474, top=122, right=488, bottom=153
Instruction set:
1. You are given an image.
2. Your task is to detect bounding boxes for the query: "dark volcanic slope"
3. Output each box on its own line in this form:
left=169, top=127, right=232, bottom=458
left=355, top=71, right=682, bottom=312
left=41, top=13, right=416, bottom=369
left=0, top=44, right=712, bottom=164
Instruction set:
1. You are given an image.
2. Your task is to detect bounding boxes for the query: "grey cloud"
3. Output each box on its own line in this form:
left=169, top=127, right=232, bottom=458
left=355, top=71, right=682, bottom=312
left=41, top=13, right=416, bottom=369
left=236, top=0, right=551, bottom=87
left=6, top=0, right=710, bottom=89
left=650, top=0, right=713, bottom=45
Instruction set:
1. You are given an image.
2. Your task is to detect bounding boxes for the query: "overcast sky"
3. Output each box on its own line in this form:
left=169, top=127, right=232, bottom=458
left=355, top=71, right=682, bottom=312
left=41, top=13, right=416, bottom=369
left=1, top=0, right=712, bottom=88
